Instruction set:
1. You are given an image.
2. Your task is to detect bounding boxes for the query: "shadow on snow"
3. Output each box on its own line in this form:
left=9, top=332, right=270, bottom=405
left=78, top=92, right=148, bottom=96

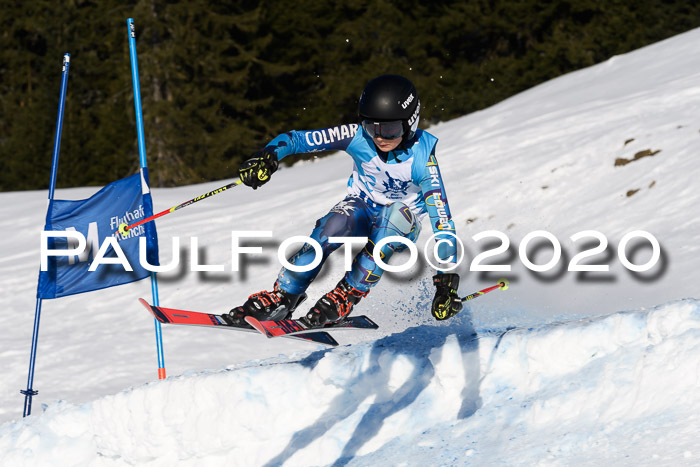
left=265, top=310, right=483, bottom=466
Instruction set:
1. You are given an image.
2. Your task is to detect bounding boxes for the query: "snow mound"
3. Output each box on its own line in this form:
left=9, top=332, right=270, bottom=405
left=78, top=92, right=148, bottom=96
left=2, top=299, right=699, bottom=466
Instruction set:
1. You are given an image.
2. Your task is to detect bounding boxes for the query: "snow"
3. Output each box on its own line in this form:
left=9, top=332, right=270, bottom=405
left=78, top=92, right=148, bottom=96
left=2, top=27, right=700, bottom=466
left=2, top=301, right=700, bottom=465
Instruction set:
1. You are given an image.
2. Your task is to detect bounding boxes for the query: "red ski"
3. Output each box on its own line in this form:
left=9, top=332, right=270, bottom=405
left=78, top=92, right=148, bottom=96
left=245, top=314, right=378, bottom=339
left=138, top=299, right=338, bottom=346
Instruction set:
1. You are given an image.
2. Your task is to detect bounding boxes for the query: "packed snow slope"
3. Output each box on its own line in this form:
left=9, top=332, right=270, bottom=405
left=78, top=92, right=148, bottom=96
left=2, top=299, right=699, bottom=466
left=1, top=26, right=699, bottom=466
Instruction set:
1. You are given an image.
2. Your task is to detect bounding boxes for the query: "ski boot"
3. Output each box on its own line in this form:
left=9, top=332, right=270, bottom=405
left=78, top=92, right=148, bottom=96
left=227, top=282, right=307, bottom=326
left=303, top=279, right=369, bottom=327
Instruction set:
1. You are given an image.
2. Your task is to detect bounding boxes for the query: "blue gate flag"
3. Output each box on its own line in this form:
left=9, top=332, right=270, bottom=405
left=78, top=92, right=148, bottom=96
left=37, top=170, right=159, bottom=299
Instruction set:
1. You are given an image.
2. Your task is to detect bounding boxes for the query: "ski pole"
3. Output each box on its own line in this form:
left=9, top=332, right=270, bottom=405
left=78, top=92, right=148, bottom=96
left=117, top=179, right=243, bottom=234
left=457, top=278, right=509, bottom=303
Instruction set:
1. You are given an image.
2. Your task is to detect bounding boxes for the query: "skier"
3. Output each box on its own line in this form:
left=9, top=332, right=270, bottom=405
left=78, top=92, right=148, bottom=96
left=229, top=74, right=462, bottom=327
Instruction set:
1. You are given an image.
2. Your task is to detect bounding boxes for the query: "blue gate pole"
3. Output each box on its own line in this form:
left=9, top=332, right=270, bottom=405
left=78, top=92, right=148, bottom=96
left=127, top=18, right=166, bottom=379
left=22, top=53, right=71, bottom=417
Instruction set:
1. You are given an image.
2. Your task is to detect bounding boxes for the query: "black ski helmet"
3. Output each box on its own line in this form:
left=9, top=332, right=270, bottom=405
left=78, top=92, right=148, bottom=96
left=358, top=74, right=420, bottom=141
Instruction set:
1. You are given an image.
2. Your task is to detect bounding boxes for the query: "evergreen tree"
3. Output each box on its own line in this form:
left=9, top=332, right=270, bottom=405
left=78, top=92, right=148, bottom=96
left=0, top=0, right=698, bottom=190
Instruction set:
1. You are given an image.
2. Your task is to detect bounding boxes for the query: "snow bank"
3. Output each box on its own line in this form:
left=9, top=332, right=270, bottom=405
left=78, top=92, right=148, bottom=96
left=2, top=299, right=699, bottom=466
left=479, top=299, right=700, bottom=426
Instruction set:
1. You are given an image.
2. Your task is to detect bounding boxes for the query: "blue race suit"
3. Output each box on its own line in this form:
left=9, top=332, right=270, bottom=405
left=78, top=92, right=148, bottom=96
left=265, top=124, right=457, bottom=294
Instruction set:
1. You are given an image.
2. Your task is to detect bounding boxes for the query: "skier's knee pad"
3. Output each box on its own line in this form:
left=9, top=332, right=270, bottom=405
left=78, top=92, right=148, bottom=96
left=381, top=202, right=420, bottom=238
left=372, top=202, right=421, bottom=252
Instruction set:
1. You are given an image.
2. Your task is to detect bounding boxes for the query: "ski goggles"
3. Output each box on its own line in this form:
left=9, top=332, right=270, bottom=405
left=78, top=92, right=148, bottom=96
left=361, top=120, right=405, bottom=140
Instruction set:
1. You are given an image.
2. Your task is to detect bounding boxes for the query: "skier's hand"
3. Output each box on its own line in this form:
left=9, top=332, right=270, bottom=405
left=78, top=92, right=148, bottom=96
left=239, top=148, right=279, bottom=189
left=431, top=273, right=462, bottom=320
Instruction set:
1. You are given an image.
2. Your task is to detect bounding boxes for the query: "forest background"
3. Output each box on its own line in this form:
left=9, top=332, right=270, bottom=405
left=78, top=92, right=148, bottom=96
left=1, top=0, right=699, bottom=190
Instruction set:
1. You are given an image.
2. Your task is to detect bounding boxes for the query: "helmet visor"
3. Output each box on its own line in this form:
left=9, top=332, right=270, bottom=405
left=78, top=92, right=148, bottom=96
left=362, top=120, right=404, bottom=140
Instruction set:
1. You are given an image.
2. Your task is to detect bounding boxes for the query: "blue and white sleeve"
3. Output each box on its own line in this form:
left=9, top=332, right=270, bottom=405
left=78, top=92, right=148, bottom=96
left=264, top=124, right=360, bottom=161
left=416, top=149, right=458, bottom=269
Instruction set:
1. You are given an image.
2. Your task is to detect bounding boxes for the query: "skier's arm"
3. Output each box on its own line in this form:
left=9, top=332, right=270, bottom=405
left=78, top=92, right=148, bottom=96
left=416, top=151, right=458, bottom=268
left=264, top=124, right=361, bottom=161
left=416, top=149, right=463, bottom=320
left=239, top=124, right=360, bottom=189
